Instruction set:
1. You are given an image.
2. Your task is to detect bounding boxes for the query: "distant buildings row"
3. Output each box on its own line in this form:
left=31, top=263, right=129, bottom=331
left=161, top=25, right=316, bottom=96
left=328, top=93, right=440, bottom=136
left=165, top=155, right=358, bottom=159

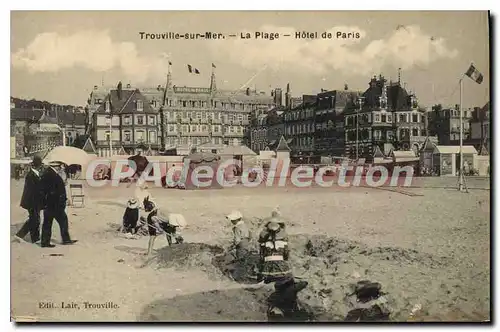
left=250, top=75, right=490, bottom=162
left=10, top=70, right=490, bottom=161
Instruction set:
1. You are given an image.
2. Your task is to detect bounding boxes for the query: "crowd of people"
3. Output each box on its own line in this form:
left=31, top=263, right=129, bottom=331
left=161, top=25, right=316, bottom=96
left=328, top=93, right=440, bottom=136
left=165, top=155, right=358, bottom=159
left=14, top=156, right=78, bottom=247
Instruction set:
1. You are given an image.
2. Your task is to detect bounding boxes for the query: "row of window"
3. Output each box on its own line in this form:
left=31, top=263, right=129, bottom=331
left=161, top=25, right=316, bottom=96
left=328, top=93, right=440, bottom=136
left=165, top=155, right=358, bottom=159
left=345, top=128, right=422, bottom=141
left=166, top=111, right=248, bottom=122
left=284, top=108, right=315, bottom=122
left=105, top=100, right=144, bottom=112
left=164, top=99, right=271, bottom=111
left=345, top=112, right=425, bottom=126
left=315, top=122, right=344, bottom=131
left=291, top=137, right=314, bottom=147
left=165, top=136, right=239, bottom=146
left=167, top=125, right=244, bottom=134
left=122, top=115, right=156, bottom=125
left=104, top=130, right=157, bottom=143
left=285, top=123, right=315, bottom=136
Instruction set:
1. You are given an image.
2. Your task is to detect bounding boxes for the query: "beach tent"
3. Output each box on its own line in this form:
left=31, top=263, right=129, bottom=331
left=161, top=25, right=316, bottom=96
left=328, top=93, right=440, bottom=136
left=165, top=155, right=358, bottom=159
left=182, top=151, right=222, bottom=189
left=220, top=145, right=257, bottom=175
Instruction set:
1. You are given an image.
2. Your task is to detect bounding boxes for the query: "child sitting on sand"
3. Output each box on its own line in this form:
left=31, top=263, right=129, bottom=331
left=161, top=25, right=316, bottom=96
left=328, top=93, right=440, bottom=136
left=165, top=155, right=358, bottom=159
left=142, top=196, right=186, bottom=256
left=122, top=198, right=140, bottom=234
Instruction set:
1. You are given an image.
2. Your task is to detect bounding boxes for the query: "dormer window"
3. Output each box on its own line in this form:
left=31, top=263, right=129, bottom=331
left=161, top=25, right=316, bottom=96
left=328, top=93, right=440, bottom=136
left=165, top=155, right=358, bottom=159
left=105, top=101, right=110, bottom=112
left=411, top=96, right=418, bottom=109
left=137, top=100, right=143, bottom=111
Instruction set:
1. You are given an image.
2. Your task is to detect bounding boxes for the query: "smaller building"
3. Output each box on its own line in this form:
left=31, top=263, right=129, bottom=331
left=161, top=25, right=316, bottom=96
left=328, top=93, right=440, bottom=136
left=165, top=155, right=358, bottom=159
left=11, top=108, right=62, bottom=158
left=424, top=145, right=478, bottom=176
left=469, top=102, right=490, bottom=154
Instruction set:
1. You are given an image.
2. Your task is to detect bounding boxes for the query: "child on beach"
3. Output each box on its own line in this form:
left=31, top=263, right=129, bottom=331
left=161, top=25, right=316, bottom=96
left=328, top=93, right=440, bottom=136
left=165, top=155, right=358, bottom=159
left=122, top=198, right=140, bottom=234
left=142, top=196, right=186, bottom=256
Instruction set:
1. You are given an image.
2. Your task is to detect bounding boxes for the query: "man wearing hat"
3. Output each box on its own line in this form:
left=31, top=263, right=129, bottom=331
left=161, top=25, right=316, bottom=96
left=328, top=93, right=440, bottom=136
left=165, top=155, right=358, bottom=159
left=40, top=160, right=78, bottom=248
left=258, top=218, right=291, bottom=283
left=15, top=156, right=45, bottom=243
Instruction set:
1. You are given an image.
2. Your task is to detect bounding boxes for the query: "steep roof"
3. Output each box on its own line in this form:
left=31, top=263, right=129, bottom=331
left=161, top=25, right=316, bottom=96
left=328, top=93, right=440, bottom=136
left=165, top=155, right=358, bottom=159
left=11, top=108, right=44, bottom=122
left=275, top=135, right=291, bottom=152
left=96, top=89, right=157, bottom=114
left=372, top=145, right=385, bottom=158
left=421, top=136, right=438, bottom=151
left=117, top=146, right=128, bottom=155
left=478, top=142, right=489, bottom=156
left=362, top=78, right=412, bottom=111
left=82, top=137, right=97, bottom=154
left=221, top=145, right=257, bottom=156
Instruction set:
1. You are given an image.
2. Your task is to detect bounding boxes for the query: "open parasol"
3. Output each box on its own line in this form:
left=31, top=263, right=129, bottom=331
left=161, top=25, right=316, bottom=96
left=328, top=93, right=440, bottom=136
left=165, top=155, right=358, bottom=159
left=43, top=146, right=94, bottom=166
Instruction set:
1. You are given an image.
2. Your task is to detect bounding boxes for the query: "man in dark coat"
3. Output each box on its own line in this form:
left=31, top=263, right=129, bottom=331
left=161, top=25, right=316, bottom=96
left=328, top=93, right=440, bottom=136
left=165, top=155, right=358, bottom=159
left=15, top=156, right=44, bottom=243
left=40, top=161, right=78, bottom=248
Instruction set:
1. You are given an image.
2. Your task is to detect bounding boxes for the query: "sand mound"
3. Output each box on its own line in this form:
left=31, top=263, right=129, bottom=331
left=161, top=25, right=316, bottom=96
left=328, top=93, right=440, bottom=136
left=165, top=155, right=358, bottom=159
left=288, top=234, right=476, bottom=321
left=139, top=234, right=485, bottom=321
left=139, top=288, right=270, bottom=321
left=143, top=243, right=225, bottom=279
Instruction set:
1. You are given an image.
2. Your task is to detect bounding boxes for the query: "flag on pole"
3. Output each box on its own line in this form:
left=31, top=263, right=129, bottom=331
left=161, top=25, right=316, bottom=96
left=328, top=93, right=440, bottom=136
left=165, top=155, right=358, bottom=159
left=187, top=64, right=200, bottom=74
left=212, top=63, right=216, bottom=68
left=465, top=63, right=484, bottom=84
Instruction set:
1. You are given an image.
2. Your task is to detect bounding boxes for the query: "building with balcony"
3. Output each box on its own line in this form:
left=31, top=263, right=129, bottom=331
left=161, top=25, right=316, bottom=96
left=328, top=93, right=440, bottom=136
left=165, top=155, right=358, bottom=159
left=469, top=101, right=490, bottom=154
left=344, top=75, right=427, bottom=160
left=86, top=69, right=275, bottom=154
left=249, top=106, right=286, bottom=152
left=160, top=69, right=275, bottom=150
left=427, top=104, right=473, bottom=146
left=314, top=89, right=360, bottom=157
left=91, top=82, right=160, bottom=156
left=284, top=95, right=316, bottom=156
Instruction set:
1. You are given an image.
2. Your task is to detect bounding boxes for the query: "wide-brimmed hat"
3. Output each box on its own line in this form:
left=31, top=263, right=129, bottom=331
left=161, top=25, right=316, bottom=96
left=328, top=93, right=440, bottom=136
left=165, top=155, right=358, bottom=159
left=127, top=198, right=139, bottom=209
left=267, top=221, right=281, bottom=232
left=47, top=160, right=65, bottom=167
left=226, top=210, right=243, bottom=221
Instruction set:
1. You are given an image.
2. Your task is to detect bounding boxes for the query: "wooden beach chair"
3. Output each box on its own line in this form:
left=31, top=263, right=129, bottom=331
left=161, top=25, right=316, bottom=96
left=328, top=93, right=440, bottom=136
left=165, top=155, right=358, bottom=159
left=69, top=183, right=85, bottom=208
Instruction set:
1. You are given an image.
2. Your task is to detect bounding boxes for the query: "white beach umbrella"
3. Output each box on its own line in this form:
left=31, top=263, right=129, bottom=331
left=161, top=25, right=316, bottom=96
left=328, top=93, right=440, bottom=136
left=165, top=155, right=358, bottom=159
left=43, top=146, right=95, bottom=166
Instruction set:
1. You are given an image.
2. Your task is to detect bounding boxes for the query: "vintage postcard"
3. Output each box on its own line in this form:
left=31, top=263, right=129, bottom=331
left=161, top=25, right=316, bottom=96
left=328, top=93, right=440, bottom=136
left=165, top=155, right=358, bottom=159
left=10, top=10, right=490, bottom=322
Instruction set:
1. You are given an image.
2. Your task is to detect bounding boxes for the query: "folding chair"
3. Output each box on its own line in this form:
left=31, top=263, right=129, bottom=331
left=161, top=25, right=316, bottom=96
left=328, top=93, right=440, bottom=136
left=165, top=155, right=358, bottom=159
left=69, top=183, right=85, bottom=207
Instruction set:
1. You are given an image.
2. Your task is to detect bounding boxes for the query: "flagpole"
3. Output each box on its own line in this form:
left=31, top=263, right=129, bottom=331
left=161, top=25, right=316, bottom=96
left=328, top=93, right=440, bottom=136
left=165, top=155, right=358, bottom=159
left=458, top=76, right=464, bottom=191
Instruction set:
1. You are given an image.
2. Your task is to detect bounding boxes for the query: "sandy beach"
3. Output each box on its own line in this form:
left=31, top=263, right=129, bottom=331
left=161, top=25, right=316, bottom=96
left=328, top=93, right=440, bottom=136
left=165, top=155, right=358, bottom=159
left=10, top=178, right=490, bottom=322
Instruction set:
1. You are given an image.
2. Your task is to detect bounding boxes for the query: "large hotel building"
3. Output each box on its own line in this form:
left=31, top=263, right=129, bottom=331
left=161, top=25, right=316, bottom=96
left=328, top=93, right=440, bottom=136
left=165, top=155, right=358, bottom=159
left=86, top=68, right=276, bottom=156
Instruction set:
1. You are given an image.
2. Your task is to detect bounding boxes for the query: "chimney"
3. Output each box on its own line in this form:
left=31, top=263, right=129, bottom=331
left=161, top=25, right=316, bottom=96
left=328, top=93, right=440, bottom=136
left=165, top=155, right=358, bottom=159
left=344, top=84, right=349, bottom=91
left=246, top=87, right=250, bottom=96
left=117, top=81, right=123, bottom=100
